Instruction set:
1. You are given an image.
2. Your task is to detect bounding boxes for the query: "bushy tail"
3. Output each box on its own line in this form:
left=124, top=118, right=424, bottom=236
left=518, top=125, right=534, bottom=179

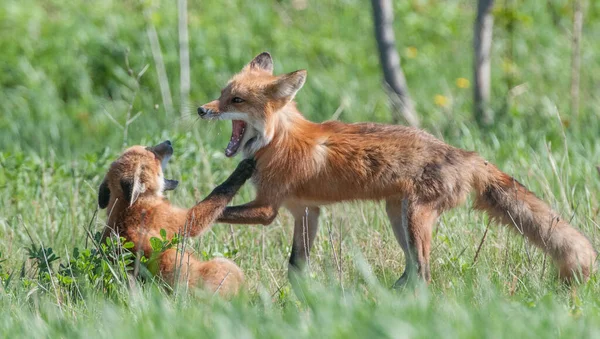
left=472, top=161, right=596, bottom=282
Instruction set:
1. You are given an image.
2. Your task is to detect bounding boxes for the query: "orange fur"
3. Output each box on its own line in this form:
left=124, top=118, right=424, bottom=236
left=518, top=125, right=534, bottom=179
left=98, top=141, right=254, bottom=296
left=199, top=52, right=596, bottom=286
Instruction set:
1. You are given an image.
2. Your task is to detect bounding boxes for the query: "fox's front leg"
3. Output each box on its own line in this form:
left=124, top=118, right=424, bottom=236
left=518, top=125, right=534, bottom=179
left=185, top=158, right=255, bottom=236
left=285, top=204, right=321, bottom=294
left=217, top=199, right=280, bottom=225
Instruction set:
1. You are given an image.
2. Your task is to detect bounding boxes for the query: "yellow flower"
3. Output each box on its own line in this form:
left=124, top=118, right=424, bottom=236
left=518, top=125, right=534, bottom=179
left=502, top=59, right=516, bottom=74
left=434, top=94, right=449, bottom=107
left=151, top=12, right=162, bottom=26
left=405, top=46, right=418, bottom=59
left=455, top=78, right=470, bottom=89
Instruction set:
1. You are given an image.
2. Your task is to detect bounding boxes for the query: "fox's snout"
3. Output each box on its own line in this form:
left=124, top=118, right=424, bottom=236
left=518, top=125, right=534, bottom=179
left=197, top=106, right=214, bottom=117
left=198, top=100, right=221, bottom=118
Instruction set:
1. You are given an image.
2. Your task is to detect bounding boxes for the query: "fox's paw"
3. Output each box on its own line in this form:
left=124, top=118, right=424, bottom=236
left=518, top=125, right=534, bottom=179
left=233, top=158, right=256, bottom=180
left=219, top=158, right=256, bottom=191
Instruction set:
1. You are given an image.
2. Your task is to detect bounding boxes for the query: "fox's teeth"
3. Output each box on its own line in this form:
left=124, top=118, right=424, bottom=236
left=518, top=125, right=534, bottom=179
left=226, top=120, right=247, bottom=158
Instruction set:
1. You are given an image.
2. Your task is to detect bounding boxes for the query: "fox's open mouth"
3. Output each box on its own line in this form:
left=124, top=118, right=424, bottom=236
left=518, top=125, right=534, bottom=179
left=226, top=120, right=247, bottom=157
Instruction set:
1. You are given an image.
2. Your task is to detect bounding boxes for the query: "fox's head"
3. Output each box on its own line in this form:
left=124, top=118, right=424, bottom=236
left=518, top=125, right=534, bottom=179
left=98, top=140, right=179, bottom=209
left=198, top=52, right=306, bottom=158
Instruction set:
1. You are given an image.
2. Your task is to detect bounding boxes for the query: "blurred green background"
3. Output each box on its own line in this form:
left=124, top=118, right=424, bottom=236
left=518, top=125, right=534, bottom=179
left=2, top=0, right=599, bottom=158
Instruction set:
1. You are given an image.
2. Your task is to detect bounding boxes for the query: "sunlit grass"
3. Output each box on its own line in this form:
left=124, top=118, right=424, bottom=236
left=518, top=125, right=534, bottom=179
left=1, top=0, right=600, bottom=337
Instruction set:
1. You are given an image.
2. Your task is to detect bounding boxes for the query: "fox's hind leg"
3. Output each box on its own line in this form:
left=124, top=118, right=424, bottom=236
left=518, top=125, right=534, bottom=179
left=159, top=249, right=243, bottom=297
left=386, top=197, right=438, bottom=287
left=285, top=203, right=321, bottom=292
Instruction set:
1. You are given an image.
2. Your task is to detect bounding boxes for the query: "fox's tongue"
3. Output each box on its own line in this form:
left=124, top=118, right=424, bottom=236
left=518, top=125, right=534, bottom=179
left=225, top=120, right=246, bottom=157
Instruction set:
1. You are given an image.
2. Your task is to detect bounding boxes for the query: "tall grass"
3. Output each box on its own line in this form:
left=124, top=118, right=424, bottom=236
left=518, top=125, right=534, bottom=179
left=1, top=0, right=600, bottom=337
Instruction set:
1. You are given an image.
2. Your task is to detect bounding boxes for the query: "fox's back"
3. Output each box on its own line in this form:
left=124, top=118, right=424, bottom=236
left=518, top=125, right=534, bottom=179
left=282, top=121, right=478, bottom=208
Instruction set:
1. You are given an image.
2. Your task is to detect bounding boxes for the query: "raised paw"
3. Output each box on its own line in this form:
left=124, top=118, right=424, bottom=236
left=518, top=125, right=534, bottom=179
left=220, top=158, right=256, bottom=190
left=233, top=158, right=256, bottom=180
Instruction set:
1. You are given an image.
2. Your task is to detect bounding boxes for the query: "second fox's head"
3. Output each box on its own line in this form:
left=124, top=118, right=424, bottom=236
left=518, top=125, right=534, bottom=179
left=98, top=140, right=179, bottom=210
left=198, top=52, right=306, bottom=158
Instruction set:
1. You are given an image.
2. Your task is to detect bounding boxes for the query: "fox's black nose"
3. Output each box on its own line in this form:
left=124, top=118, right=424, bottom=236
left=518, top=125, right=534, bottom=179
left=197, top=106, right=208, bottom=116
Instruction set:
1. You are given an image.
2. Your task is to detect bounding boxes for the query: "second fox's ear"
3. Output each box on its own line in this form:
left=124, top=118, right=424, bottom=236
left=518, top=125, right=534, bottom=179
left=244, top=52, right=273, bottom=74
left=270, top=70, right=307, bottom=100
left=98, top=177, right=110, bottom=209
left=120, top=166, right=145, bottom=207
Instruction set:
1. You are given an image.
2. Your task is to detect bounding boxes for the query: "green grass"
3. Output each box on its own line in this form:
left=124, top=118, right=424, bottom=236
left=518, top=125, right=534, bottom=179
left=1, top=0, right=600, bottom=337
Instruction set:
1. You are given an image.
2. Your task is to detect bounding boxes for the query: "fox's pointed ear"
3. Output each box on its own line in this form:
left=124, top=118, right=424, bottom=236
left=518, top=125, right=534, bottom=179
left=244, top=52, right=273, bottom=74
left=98, top=176, right=110, bottom=209
left=120, top=166, right=145, bottom=207
left=270, top=70, right=307, bottom=100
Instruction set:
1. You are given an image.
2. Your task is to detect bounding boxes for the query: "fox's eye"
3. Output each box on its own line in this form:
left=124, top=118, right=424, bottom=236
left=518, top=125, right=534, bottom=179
left=232, top=97, right=244, bottom=104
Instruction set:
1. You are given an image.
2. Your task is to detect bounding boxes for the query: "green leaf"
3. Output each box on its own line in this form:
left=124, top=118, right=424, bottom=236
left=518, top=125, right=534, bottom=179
left=149, top=237, right=162, bottom=252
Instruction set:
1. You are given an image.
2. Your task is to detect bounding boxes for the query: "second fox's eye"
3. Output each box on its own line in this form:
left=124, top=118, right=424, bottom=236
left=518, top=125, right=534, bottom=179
left=232, top=97, right=244, bottom=104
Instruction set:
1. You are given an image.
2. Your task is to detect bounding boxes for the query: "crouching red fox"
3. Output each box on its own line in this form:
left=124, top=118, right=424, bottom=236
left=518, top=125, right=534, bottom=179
left=98, top=140, right=254, bottom=296
left=198, top=52, right=596, bottom=287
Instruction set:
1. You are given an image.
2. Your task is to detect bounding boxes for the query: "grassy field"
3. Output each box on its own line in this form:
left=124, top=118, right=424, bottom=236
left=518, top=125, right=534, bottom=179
left=1, top=0, right=600, bottom=337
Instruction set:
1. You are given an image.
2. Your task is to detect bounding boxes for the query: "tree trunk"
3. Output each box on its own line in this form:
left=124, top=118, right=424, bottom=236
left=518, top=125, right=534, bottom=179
left=474, top=0, right=495, bottom=126
left=570, top=0, right=583, bottom=118
left=146, top=20, right=174, bottom=117
left=371, top=0, right=419, bottom=127
left=178, top=0, right=191, bottom=116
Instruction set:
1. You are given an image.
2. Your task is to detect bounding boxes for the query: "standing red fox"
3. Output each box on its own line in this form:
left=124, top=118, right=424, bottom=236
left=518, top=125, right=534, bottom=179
left=99, top=141, right=254, bottom=296
left=198, top=52, right=595, bottom=286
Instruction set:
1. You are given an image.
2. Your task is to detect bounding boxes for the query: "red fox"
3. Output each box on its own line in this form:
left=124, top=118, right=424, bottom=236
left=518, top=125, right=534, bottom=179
left=198, top=52, right=596, bottom=286
left=98, top=140, right=254, bottom=296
